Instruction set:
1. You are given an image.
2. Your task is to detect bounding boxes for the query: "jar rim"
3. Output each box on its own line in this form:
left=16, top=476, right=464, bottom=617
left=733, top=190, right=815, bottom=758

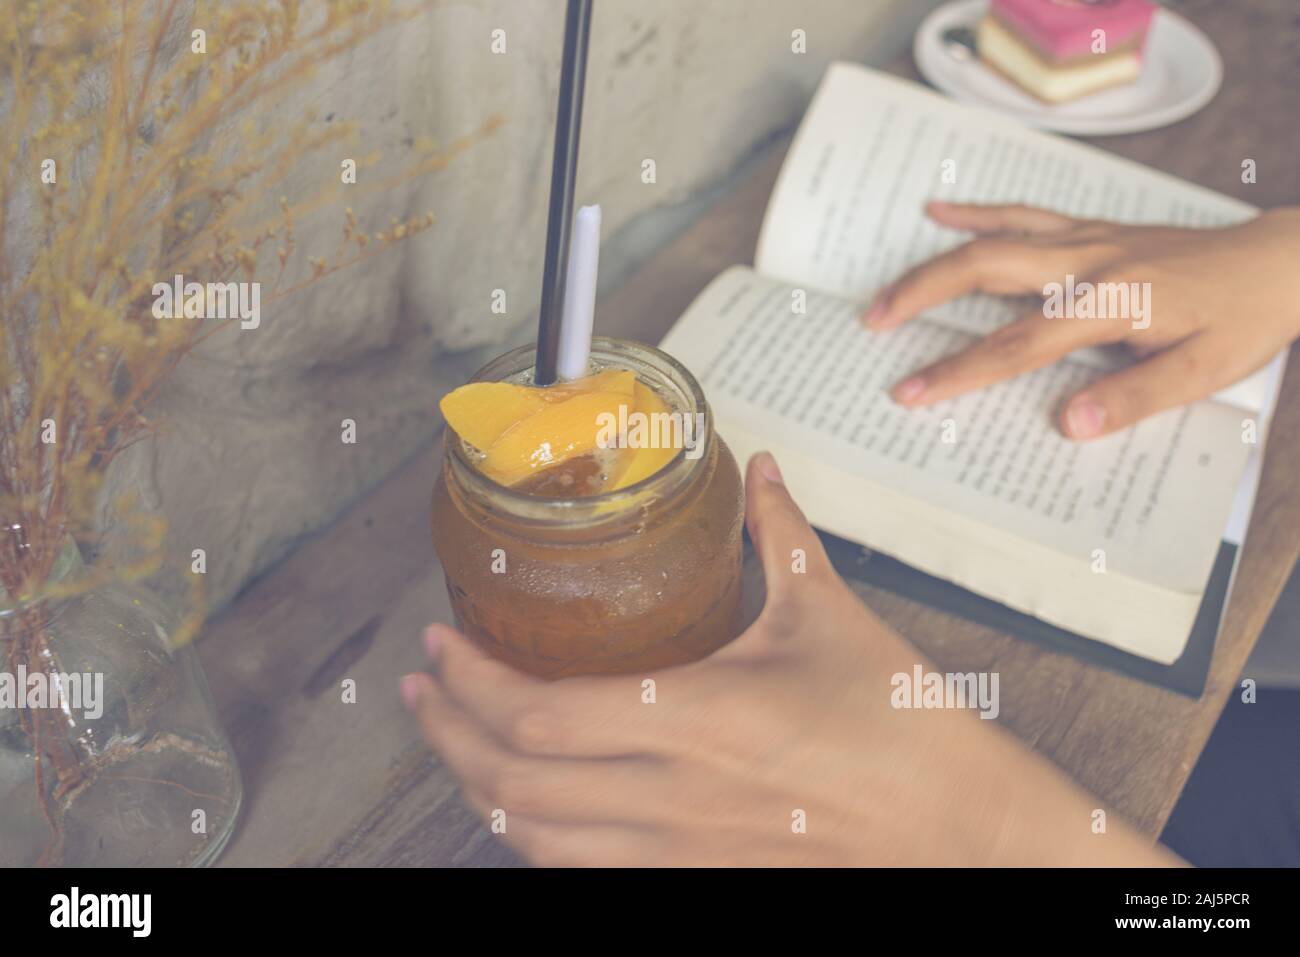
left=444, top=337, right=712, bottom=527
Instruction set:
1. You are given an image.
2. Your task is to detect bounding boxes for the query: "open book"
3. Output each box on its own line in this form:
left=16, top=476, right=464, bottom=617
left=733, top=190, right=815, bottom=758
left=660, top=63, right=1286, bottom=684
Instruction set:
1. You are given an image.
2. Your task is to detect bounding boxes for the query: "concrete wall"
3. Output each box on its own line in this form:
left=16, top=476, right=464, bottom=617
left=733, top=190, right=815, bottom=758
left=98, top=0, right=941, bottom=611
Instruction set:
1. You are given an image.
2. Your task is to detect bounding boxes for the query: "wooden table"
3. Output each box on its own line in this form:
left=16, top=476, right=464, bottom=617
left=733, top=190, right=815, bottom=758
left=203, top=0, right=1300, bottom=865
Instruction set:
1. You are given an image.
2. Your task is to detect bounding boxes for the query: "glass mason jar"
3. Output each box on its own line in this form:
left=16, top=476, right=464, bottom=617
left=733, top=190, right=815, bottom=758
left=0, top=539, right=242, bottom=866
left=431, top=338, right=745, bottom=678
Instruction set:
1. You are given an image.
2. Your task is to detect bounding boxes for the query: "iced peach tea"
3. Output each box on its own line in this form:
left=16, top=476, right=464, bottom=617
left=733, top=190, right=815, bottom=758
left=431, top=339, right=744, bottom=678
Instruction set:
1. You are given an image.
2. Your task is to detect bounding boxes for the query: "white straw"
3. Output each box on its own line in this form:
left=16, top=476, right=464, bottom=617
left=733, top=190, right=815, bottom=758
left=556, top=204, right=601, bottom=381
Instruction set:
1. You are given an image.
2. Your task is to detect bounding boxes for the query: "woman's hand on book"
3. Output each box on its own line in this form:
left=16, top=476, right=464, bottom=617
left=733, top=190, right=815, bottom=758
left=866, top=202, right=1300, bottom=439
left=403, top=452, right=1177, bottom=867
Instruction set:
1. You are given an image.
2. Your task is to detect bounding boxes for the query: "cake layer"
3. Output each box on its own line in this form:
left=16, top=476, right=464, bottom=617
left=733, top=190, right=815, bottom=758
left=988, top=11, right=1146, bottom=67
left=978, top=15, right=1142, bottom=103
left=990, top=0, right=1154, bottom=62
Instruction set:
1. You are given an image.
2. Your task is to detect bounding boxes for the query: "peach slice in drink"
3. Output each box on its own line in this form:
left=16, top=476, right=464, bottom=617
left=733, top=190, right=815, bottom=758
left=482, top=389, right=631, bottom=487
left=438, top=368, right=688, bottom=492
left=610, top=381, right=680, bottom=490
left=438, top=382, right=549, bottom=451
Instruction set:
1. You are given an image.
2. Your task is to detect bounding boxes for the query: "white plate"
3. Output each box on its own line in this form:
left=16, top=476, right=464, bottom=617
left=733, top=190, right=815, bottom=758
left=914, top=0, right=1222, bottom=136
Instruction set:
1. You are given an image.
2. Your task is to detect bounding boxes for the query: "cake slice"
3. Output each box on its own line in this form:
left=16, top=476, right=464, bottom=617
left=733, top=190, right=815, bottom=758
left=978, top=0, right=1156, bottom=103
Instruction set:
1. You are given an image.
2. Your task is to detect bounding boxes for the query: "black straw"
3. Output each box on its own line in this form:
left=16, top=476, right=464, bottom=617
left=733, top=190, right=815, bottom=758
left=533, top=0, right=593, bottom=386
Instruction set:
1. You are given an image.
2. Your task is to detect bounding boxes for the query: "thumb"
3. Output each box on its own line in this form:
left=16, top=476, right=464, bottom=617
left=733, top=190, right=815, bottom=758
left=744, top=452, right=836, bottom=604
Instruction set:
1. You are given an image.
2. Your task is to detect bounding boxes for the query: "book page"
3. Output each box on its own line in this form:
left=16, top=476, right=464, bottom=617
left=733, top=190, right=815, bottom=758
left=754, top=63, right=1273, bottom=415
left=662, top=268, right=1250, bottom=623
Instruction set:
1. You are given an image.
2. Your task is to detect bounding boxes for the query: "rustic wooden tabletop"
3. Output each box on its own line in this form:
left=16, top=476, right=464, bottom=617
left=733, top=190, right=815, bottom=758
left=203, top=0, right=1300, bottom=865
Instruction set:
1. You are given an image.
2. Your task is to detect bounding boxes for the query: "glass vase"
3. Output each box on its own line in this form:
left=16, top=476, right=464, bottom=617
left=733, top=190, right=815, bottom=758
left=0, top=540, right=241, bottom=866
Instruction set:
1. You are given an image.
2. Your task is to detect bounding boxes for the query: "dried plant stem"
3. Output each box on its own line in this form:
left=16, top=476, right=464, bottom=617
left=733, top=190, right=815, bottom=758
left=1, top=0, right=494, bottom=865
left=4, top=613, right=81, bottom=866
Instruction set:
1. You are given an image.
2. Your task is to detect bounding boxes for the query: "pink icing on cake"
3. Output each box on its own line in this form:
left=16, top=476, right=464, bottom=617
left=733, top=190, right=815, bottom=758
left=989, top=0, right=1155, bottom=62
